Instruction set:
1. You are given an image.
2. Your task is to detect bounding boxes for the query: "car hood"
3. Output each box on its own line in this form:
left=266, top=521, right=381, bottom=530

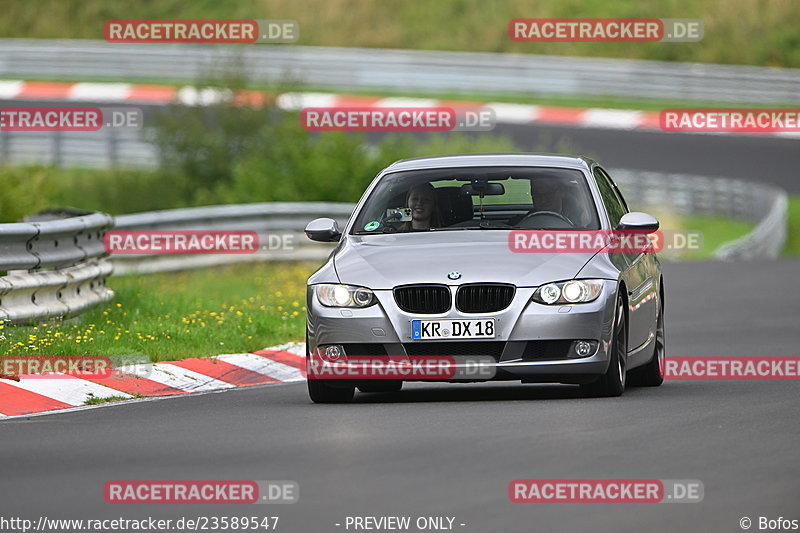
left=334, top=232, right=597, bottom=289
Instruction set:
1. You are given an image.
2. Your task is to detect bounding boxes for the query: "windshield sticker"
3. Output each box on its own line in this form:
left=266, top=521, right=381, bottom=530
left=364, top=221, right=381, bottom=231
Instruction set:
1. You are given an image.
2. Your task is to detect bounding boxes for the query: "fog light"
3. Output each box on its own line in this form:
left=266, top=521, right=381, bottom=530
left=573, top=340, right=596, bottom=357
left=323, top=345, right=344, bottom=361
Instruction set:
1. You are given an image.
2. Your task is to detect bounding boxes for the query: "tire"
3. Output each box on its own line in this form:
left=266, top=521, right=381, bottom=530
left=630, top=294, right=665, bottom=387
left=357, top=380, right=403, bottom=393
left=306, top=331, right=354, bottom=403
left=581, top=295, right=627, bottom=397
left=307, top=377, right=355, bottom=403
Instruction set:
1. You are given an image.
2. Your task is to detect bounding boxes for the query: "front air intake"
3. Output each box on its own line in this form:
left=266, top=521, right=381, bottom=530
left=393, top=284, right=451, bottom=314
left=455, top=283, right=515, bottom=313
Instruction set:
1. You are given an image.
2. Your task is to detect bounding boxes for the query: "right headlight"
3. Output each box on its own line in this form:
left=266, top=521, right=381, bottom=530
left=532, top=279, right=604, bottom=305
left=316, top=284, right=377, bottom=308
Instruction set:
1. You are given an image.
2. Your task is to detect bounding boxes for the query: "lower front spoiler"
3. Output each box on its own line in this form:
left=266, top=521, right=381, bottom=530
left=309, top=353, right=611, bottom=387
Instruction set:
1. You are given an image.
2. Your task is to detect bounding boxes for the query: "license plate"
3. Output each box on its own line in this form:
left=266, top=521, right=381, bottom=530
left=411, top=319, right=495, bottom=340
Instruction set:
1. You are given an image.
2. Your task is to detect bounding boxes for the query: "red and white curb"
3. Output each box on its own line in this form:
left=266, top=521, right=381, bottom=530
left=0, top=343, right=306, bottom=419
left=276, top=92, right=664, bottom=132
left=2, top=80, right=797, bottom=138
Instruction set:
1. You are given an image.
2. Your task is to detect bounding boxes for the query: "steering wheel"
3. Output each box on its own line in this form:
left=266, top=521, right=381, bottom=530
left=376, top=212, right=402, bottom=233
left=516, top=210, right=574, bottom=228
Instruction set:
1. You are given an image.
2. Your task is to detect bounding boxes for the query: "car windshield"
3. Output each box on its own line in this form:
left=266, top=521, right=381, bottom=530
left=351, top=166, right=600, bottom=234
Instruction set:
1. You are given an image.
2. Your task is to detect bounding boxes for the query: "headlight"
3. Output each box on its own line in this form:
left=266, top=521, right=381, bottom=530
left=316, top=284, right=377, bottom=308
left=532, top=280, right=604, bottom=305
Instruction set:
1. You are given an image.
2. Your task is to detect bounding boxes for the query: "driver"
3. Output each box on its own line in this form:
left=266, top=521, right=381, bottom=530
left=531, top=179, right=564, bottom=213
left=401, top=182, right=441, bottom=231
left=517, top=178, right=588, bottom=227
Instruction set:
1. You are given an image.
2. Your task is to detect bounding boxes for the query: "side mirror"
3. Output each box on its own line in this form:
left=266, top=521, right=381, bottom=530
left=304, top=218, right=342, bottom=242
left=617, top=212, right=659, bottom=233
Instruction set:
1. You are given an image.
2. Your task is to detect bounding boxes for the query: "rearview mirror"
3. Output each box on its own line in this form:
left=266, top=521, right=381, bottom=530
left=305, top=218, right=342, bottom=242
left=461, top=182, right=505, bottom=196
left=617, top=212, right=659, bottom=233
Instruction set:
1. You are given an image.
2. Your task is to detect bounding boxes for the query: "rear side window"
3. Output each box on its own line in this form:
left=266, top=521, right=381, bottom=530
left=592, top=167, right=627, bottom=227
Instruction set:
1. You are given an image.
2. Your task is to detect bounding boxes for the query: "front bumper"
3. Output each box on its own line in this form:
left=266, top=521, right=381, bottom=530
left=306, top=281, right=618, bottom=382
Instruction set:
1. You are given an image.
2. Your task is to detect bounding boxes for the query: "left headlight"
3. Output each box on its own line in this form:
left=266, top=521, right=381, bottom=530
left=532, top=279, right=604, bottom=305
left=316, top=284, right=377, bottom=308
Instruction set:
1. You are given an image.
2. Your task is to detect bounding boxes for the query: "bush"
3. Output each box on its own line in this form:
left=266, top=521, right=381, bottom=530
left=149, top=101, right=518, bottom=206
left=0, top=167, right=57, bottom=222
left=0, top=166, right=195, bottom=222
left=0, top=99, right=519, bottom=220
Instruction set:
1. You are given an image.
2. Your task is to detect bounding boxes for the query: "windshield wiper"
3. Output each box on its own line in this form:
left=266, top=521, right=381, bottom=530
left=429, top=224, right=514, bottom=231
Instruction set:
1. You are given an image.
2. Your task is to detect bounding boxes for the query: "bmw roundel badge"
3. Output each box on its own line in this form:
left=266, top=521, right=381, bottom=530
left=447, top=272, right=461, bottom=280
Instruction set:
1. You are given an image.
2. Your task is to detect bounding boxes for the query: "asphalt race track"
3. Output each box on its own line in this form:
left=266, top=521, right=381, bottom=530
left=496, top=124, right=800, bottom=194
left=1, top=258, right=798, bottom=532
left=373, top=124, right=800, bottom=194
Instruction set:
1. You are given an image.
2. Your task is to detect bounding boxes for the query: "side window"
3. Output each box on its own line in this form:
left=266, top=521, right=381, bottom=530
left=601, top=168, right=630, bottom=213
left=592, top=167, right=627, bottom=227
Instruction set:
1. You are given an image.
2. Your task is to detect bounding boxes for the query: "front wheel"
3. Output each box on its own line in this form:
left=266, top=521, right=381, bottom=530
left=581, top=296, right=627, bottom=397
left=630, top=295, right=665, bottom=387
left=307, top=377, right=355, bottom=403
left=357, top=380, right=403, bottom=393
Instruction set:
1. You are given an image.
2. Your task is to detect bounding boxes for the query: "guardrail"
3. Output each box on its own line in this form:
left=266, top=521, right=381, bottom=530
left=0, top=212, right=114, bottom=323
left=715, top=192, right=788, bottom=260
left=1, top=39, right=799, bottom=104
left=0, top=128, right=156, bottom=169
left=112, top=202, right=353, bottom=274
left=612, top=170, right=789, bottom=260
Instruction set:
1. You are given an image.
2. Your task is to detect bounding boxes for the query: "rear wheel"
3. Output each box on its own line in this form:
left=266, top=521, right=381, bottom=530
left=582, top=296, right=627, bottom=397
left=306, top=332, right=355, bottom=404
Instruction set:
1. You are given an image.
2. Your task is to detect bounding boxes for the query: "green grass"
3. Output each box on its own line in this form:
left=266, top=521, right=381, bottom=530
left=784, top=196, right=800, bottom=256
left=1, top=0, right=799, bottom=67
left=0, top=262, right=316, bottom=361
left=84, top=394, right=143, bottom=405
left=674, top=215, right=755, bottom=259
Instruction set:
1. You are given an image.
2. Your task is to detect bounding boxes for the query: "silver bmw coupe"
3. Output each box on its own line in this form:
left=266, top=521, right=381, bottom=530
left=304, top=154, right=665, bottom=402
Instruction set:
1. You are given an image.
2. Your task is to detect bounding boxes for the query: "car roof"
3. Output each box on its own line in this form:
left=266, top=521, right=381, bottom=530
left=384, top=153, right=596, bottom=173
